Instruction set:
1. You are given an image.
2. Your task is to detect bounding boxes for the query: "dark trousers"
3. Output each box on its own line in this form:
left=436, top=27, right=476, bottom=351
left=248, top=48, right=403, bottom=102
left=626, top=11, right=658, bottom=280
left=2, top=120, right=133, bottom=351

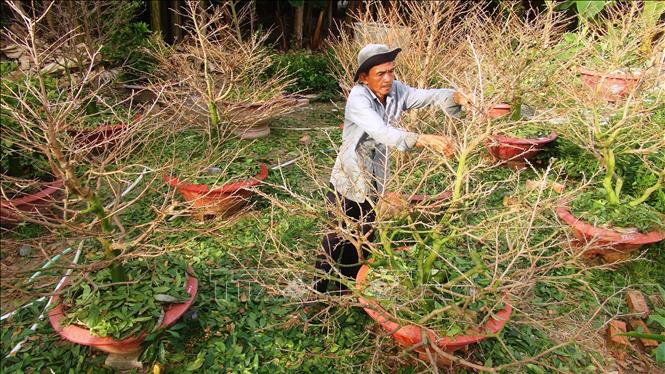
left=313, top=189, right=376, bottom=294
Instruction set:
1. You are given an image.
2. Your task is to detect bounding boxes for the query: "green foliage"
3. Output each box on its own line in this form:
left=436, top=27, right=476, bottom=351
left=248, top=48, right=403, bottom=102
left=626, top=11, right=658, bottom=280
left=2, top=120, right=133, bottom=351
left=556, top=1, right=610, bottom=20
left=267, top=50, right=340, bottom=100
left=570, top=189, right=665, bottom=232
left=547, top=137, right=598, bottom=180
left=618, top=152, right=665, bottom=214
left=504, top=122, right=551, bottom=139
left=60, top=255, right=191, bottom=340
left=476, top=324, right=600, bottom=372
left=1, top=62, right=54, bottom=181
left=100, top=1, right=155, bottom=80
left=365, top=242, right=504, bottom=335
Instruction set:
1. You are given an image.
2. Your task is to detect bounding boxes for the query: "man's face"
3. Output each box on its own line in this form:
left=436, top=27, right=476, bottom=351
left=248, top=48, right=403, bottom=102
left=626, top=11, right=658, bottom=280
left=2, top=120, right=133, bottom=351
left=360, top=61, right=395, bottom=100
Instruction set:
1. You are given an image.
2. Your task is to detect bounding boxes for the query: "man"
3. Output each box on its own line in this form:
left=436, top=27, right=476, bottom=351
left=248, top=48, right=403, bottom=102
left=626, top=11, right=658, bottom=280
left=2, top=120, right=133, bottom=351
left=313, top=44, right=469, bottom=294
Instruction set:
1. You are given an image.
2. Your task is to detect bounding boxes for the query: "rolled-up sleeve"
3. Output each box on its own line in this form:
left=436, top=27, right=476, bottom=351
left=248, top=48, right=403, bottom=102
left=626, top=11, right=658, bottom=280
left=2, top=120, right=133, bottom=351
left=400, top=82, right=460, bottom=114
left=346, top=94, right=418, bottom=151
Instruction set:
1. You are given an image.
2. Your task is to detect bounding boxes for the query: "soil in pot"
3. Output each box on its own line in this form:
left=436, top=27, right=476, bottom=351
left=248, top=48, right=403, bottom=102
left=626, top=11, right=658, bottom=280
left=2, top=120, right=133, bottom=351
left=192, top=157, right=263, bottom=186
left=503, top=122, right=552, bottom=139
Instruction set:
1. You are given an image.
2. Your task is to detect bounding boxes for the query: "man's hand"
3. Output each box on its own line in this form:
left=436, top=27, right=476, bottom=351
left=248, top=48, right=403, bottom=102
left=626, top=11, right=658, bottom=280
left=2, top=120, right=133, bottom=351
left=376, top=192, right=408, bottom=220
left=453, top=91, right=476, bottom=111
left=416, top=134, right=455, bottom=157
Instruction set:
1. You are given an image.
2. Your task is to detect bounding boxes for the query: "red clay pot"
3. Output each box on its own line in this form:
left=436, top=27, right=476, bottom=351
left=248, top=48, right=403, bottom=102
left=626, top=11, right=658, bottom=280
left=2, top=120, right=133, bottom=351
left=407, top=190, right=452, bottom=210
left=48, top=273, right=198, bottom=354
left=223, top=97, right=306, bottom=140
left=487, top=103, right=512, bottom=119
left=556, top=206, right=665, bottom=261
left=67, top=114, right=140, bottom=150
left=356, top=257, right=512, bottom=363
left=579, top=67, right=639, bottom=102
left=164, top=163, right=269, bottom=220
left=0, top=179, right=64, bottom=225
left=485, top=131, right=557, bottom=168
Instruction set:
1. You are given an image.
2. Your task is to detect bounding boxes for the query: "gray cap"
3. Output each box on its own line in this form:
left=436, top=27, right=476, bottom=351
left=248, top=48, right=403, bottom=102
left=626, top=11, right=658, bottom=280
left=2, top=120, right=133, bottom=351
left=354, top=44, right=401, bottom=81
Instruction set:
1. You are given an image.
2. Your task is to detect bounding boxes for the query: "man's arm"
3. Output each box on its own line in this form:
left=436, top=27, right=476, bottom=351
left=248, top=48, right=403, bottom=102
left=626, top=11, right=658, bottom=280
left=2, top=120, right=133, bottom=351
left=399, top=81, right=464, bottom=114
left=346, top=94, right=418, bottom=151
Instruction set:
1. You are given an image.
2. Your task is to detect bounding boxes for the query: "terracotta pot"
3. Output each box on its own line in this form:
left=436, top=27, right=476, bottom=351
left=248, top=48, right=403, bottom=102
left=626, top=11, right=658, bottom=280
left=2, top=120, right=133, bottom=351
left=225, top=103, right=271, bottom=139
left=48, top=272, right=198, bottom=354
left=222, top=97, right=305, bottom=140
left=487, top=103, right=512, bottom=119
left=356, top=256, right=512, bottom=363
left=485, top=131, right=557, bottom=168
left=407, top=190, right=452, bottom=211
left=556, top=206, right=665, bottom=261
left=0, top=179, right=64, bottom=225
left=579, top=67, right=639, bottom=102
left=164, top=163, right=268, bottom=220
left=67, top=114, right=140, bottom=151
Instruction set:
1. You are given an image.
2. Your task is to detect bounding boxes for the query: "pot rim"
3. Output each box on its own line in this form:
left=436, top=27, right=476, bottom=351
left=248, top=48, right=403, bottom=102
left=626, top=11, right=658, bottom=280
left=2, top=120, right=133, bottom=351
left=48, top=271, right=198, bottom=349
left=556, top=205, right=665, bottom=244
left=356, top=250, right=512, bottom=349
left=491, top=131, right=558, bottom=146
left=578, top=67, right=640, bottom=81
left=164, top=163, right=269, bottom=195
left=0, top=179, right=64, bottom=207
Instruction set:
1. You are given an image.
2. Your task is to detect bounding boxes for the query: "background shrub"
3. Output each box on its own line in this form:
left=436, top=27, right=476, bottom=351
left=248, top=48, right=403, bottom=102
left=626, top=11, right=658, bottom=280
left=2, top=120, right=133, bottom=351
left=267, top=49, right=340, bottom=101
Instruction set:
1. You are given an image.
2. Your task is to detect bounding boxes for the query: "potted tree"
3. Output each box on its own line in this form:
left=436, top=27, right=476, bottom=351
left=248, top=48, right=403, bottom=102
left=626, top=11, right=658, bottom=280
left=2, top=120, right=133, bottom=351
left=150, top=2, right=286, bottom=220
left=557, top=54, right=665, bottom=261
left=450, top=5, right=574, bottom=168
left=150, top=1, right=298, bottom=141
left=2, top=3, right=197, bottom=368
left=566, top=2, right=665, bottom=102
left=1, top=62, right=63, bottom=225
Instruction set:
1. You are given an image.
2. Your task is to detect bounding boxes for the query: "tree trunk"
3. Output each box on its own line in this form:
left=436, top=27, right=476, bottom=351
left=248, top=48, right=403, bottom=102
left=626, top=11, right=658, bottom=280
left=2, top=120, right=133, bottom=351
left=305, top=2, right=312, bottom=48
left=150, top=0, right=162, bottom=38
left=312, top=8, right=326, bottom=50
left=327, top=0, right=334, bottom=36
left=170, top=0, right=182, bottom=42
left=294, top=4, right=304, bottom=49
left=276, top=1, right=288, bottom=50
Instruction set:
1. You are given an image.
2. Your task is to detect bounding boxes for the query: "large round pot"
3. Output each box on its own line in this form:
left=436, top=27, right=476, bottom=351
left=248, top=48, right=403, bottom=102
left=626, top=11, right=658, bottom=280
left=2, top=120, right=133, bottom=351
left=69, top=124, right=127, bottom=149
left=556, top=206, right=665, bottom=261
left=67, top=114, right=140, bottom=151
left=0, top=179, right=64, bottom=225
left=407, top=190, right=452, bottom=212
left=487, top=103, right=512, bottom=119
left=222, top=97, right=305, bottom=140
left=485, top=131, right=557, bottom=168
left=164, top=163, right=268, bottom=220
left=224, top=103, right=271, bottom=139
left=48, top=272, right=198, bottom=354
left=579, top=67, right=639, bottom=102
left=356, top=258, right=512, bottom=365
